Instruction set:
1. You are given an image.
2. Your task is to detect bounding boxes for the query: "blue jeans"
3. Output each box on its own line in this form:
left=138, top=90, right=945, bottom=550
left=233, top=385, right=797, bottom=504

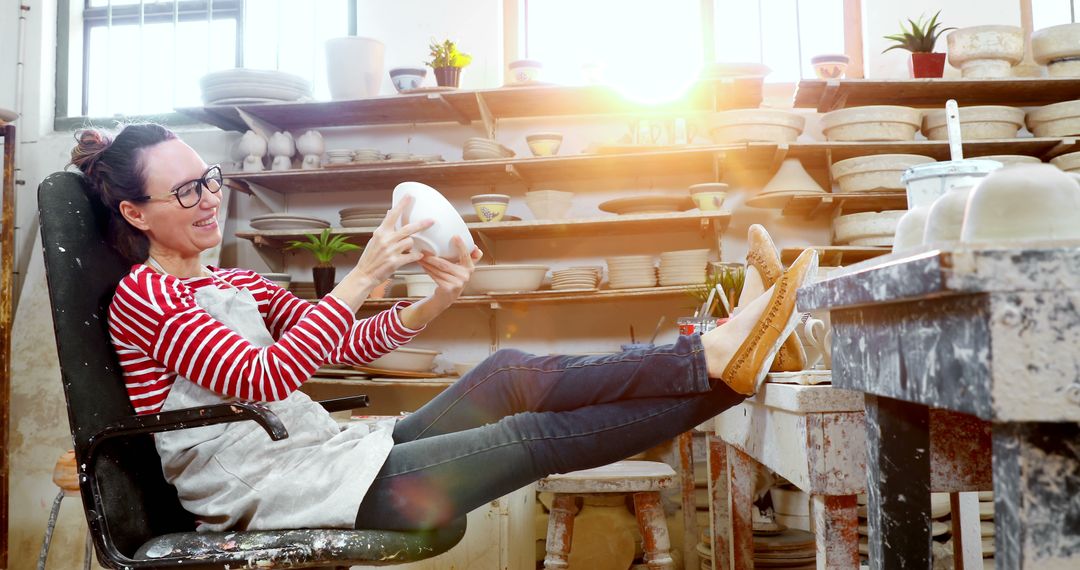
left=354, top=334, right=744, bottom=530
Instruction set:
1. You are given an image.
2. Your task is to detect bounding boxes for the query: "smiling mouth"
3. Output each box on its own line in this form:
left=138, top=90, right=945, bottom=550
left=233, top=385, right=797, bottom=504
left=193, top=213, right=217, bottom=228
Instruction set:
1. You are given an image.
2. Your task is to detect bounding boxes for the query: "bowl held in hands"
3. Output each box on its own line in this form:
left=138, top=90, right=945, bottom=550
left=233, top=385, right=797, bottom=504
left=392, top=182, right=476, bottom=258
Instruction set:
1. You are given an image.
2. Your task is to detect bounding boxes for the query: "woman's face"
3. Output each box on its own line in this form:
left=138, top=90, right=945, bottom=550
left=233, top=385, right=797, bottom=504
left=121, top=138, right=223, bottom=259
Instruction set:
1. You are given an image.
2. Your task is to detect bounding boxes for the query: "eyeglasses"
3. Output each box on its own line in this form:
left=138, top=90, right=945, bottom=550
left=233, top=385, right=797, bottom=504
left=138, top=165, right=223, bottom=208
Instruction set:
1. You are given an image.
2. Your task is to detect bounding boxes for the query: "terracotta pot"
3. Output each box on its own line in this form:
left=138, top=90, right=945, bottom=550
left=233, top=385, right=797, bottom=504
left=909, top=52, right=946, bottom=78
left=433, top=66, right=462, bottom=87
left=313, top=266, right=336, bottom=298
left=370, top=278, right=393, bottom=299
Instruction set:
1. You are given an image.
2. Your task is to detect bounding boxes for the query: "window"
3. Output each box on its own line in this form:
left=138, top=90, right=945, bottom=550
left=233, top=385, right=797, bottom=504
left=58, top=0, right=354, bottom=120
left=520, top=0, right=852, bottom=103
left=1032, top=0, right=1078, bottom=28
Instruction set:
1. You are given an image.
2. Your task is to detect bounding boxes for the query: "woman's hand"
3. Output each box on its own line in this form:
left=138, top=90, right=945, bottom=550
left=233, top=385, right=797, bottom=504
left=332, top=196, right=431, bottom=310
left=397, top=236, right=483, bottom=330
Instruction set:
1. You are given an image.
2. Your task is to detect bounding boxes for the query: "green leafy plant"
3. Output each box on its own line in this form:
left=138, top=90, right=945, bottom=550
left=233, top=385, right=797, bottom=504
left=426, top=38, right=472, bottom=68
left=285, top=229, right=361, bottom=267
left=684, top=263, right=745, bottom=319
left=882, top=11, right=955, bottom=54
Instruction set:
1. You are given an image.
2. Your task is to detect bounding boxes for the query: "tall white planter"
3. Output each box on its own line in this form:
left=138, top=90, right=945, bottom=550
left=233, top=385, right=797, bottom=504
left=325, top=37, right=385, bottom=100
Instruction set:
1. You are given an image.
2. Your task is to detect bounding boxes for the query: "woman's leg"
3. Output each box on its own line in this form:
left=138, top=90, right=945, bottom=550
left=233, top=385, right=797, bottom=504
left=393, top=334, right=710, bottom=442
left=355, top=354, right=744, bottom=530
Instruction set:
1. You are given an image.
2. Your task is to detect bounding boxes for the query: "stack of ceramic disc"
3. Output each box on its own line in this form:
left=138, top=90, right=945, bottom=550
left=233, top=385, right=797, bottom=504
left=857, top=493, right=970, bottom=561
left=249, top=213, right=330, bottom=231
left=353, top=148, right=383, bottom=163
left=199, top=68, right=311, bottom=105
left=696, top=528, right=817, bottom=569
left=550, top=266, right=601, bottom=291
left=339, top=207, right=388, bottom=229
left=463, top=137, right=515, bottom=160
left=413, top=153, right=445, bottom=162
left=605, top=255, right=656, bottom=289
left=658, top=249, right=709, bottom=286
left=326, top=149, right=354, bottom=165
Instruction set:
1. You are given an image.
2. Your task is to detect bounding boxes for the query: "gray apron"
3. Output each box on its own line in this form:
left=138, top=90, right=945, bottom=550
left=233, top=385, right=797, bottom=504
left=150, top=262, right=396, bottom=532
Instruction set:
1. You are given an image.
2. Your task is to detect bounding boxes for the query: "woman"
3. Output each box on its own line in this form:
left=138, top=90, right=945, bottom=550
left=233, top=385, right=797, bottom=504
left=69, top=123, right=816, bottom=533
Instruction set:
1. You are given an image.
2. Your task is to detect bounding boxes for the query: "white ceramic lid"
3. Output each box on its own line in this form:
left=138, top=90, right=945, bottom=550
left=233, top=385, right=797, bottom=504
left=900, top=159, right=1002, bottom=184
left=392, top=182, right=476, bottom=258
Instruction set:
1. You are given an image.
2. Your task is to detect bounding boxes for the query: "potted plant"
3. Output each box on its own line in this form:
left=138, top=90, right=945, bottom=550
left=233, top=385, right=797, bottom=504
left=286, top=229, right=362, bottom=298
left=883, top=11, right=955, bottom=78
left=426, top=38, right=472, bottom=88
left=684, top=263, right=745, bottom=321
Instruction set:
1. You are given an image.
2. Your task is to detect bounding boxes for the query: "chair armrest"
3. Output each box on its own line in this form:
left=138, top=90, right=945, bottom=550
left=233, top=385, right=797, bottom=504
left=317, top=395, right=370, bottom=413
left=85, top=401, right=288, bottom=467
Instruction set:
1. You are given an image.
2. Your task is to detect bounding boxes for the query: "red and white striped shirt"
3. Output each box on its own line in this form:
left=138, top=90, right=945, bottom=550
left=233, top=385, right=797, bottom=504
left=109, top=264, right=421, bottom=414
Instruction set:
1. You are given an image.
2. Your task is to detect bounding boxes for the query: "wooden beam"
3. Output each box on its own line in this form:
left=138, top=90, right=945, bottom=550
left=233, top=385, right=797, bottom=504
left=429, top=94, right=472, bottom=126
left=0, top=123, right=14, bottom=570
left=843, top=0, right=865, bottom=79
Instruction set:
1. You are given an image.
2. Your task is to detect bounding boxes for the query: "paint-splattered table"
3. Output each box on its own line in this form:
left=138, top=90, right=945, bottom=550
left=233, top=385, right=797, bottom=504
left=799, top=244, right=1080, bottom=569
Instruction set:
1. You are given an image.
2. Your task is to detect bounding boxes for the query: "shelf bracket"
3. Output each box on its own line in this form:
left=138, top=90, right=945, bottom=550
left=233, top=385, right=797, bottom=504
left=712, top=151, right=726, bottom=182
left=429, top=94, right=473, bottom=126
left=769, top=143, right=790, bottom=173
left=804, top=195, right=836, bottom=221
left=475, top=92, right=496, bottom=139
left=236, top=108, right=284, bottom=140
left=475, top=230, right=497, bottom=262
left=709, top=219, right=724, bottom=260
left=505, top=164, right=528, bottom=186
left=817, top=79, right=844, bottom=112
left=245, top=181, right=288, bottom=213
left=1042, top=137, right=1078, bottom=160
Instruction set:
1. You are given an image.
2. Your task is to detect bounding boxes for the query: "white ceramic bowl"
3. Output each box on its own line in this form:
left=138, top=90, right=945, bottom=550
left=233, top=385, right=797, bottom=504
left=1051, top=150, right=1080, bottom=173
left=259, top=272, right=292, bottom=290
left=367, top=346, right=441, bottom=373
left=525, top=190, right=574, bottom=220
left=976, top=155, right=1042, bottom=168
left=1026, top=100, right=1080, bottom=137
left=464, top=264, right=549, bottom=294
left=831, top=154, right=937, bottom=193
left=711, top=109, right=805, bottom=143
left=526, top=133, right=563, bottom=156
left=810, top=54, right=850, bottom=79
left=961, top=164, right=1080, bottom=242
left=508, top=59, right=543, bottom=83
left=821, top=106, right=922, bottom=141
left=833, top=210, right=905, bottom=245
left=1032, top=24, right=1080, bottom=77
left=401, top=273, right=437, bottom=297
left=392, top=181, right=476, bottom=258
left=946, top=26, right=1025, bottom=78
left=922, top=106, right=1025, bottom=140
left=388, top=67, right=427, bottom=92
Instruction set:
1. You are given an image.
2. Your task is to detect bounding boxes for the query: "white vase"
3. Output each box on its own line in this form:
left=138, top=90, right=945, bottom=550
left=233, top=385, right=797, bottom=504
left=239, top=130, right=267, bottom=173
left=269, top=131, right=295, bottom=171
left=296, top=130, right=324, bottom=170
left=325, top=37, right=385, bottom=100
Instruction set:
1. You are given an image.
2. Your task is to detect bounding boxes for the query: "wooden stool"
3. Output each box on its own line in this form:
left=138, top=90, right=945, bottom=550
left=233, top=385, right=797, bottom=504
left=38, top=450, right=91, bottom=570
left=537, top=460, right=676, bottom=570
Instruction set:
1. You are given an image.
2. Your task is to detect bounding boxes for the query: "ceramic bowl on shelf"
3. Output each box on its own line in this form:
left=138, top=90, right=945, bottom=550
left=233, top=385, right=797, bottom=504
left=1026, top=99, right=1080, bottom=137
left=525, top=189, right=574, bottom=220
left=745, top=159, right=826, bottom=208
left=367, top=346, right=441, bottom=373
left=507, top=59, right=543, bottom=84
left=810, top=54, right=850, bottom=79
left=1031, top=23, right=1080, bottom=77
left=471, top=193, right=511, bottom=222
left=259, top=272, right=292, bottom=290
left=946, top=26, right=1024, bottom=78
left=389, top=67, right=428, bottom=93
left=464, top=264, right=549, bottom=295
left=526, top=132, right=563, bottom=156
left=832, top=211, right=905, bottom=246
left=711, top=109, right=805, bottom=143
left=961, top=164, right=1080, bottom=243
left=922, top=106, right=1025, bottom=140
left=453, top=361, right=481, bottom=376
left=821, top=106, right=922, bottom=141
left=688, top=183, right=728, bottom=211
left=830, top=154, right=936, bottom=194
left=400, top=273, right=437, bottom=297
left=1051, top=150, right=1080, bottom=173
left=392, top=181, right=476, bottom=258
left=975, top=154, right=1042, bottom=168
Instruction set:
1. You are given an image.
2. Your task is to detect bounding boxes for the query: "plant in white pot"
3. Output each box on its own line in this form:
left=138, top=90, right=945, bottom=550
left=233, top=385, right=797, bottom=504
left=426, top=38, right=472, bottom=88
left=286, top=229, right=362, bottom=299
left=882, top=11, right=954, bottom=79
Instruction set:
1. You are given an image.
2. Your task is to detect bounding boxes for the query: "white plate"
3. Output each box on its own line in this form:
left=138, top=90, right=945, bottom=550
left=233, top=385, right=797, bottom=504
left=392, top=182, right=476, bottom=258
left=0, top=107, right=17, bottom=124
left=250, top=219, right=331, bottom=231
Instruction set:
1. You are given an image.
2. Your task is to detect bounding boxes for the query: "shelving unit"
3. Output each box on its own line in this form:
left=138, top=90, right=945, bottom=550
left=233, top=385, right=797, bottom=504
left=332, top=285, right=701, bottom=311
left=781, top=245, right=891, bottom=266
left=794, top=78, right=1080, bottom=112
left=307, top=377, right=455, bottom=388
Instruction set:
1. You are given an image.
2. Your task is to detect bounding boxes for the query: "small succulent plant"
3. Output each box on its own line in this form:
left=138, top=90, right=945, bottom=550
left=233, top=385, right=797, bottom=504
left=285, top=229, right=361, bottom=267
left=882, top=11, right=955, bottom=54
left=685, top=264, right=745, bottom=319
left=426, top=39, right=472, bottom=69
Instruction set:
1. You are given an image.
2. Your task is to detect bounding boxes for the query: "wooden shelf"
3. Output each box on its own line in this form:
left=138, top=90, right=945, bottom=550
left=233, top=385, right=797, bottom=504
left=177, top=79, right=763, bottom=132
left=747, top=191, right=908, bottom=219
left=307, top=376, right=455, bottom=388
left=237, top=210, right=731, bottom=248
left=793, top=78, right=1080, bottom=111
left=315, top=285, right=700, bottom=310
left=781, top=245, right=891, bottom=266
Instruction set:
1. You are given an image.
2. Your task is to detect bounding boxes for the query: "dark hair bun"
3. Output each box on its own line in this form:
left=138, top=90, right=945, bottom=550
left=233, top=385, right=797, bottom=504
left=70, top=129, right=113, bottom=177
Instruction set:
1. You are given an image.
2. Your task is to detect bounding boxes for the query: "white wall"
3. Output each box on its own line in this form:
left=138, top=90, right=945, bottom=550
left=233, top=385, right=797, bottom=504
left=0, top=0, right=1029, bottom=568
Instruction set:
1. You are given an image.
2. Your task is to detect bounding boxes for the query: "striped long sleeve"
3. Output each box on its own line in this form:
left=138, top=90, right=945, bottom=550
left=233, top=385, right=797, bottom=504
left=109, top=265, right=422, bottom=414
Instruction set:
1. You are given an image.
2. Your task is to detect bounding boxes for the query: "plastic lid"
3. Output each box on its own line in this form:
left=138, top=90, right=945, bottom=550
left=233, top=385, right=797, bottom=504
left=901, top=159, right=1003, bottom=183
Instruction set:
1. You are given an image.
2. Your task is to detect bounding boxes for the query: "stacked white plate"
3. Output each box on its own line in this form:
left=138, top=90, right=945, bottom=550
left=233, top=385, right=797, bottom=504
left=606, top=255, right=657, bottom=289
left=339, top=207, right=388, bottom=228
left=326, top=149, right=354, bottom=165
left=353, top=148, right=383, bottom=163
left=414, top=153, right=445, bottom=163
left=551, top=266, right=601, bottom=291
left=200, top=69, right=311, bottom=105
left=249, top=213, right=330, bottom=231
left=659, top=249, right=709, bottom=286
left=463, top=137, right=515, bottom=160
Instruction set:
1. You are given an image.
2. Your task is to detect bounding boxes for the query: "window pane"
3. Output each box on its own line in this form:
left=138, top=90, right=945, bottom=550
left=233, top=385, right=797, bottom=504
left=87, top=0, right=148, bottom=7
left=526, top=0, right=703, bottom=103
left=243, top=0, right=349, bottom=101
left=1032, top=0, right=1077, bottom=28
left=86, top=18, right=237, bottom=115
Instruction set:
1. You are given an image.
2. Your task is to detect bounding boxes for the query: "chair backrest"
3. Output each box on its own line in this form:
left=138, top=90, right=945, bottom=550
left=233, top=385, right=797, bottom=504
left=38, top=172, right=196, bottom=559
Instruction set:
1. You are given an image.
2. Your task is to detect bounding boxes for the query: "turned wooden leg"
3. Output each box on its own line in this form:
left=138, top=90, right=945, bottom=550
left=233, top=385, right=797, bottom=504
left=633, top=491, right=675, bottom=570
left=812, top=494, right=860, bottom=569
left=544, top=494, right=579, bottom=570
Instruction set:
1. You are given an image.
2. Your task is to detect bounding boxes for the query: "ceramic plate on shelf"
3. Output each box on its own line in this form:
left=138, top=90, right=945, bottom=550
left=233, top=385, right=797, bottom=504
left=392, top=181, right=476, bottom=258
left=0, top=108, right=17, bottom=125
left=598, top=195, right=694, bottom=215
left=461, top=213, right=522, bottom=223
left=351, top=365, right=442, bottom=379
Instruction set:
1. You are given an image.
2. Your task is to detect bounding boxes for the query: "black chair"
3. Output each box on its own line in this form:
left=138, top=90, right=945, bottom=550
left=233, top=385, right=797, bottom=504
left=38, top=172, right=466, bottom=569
